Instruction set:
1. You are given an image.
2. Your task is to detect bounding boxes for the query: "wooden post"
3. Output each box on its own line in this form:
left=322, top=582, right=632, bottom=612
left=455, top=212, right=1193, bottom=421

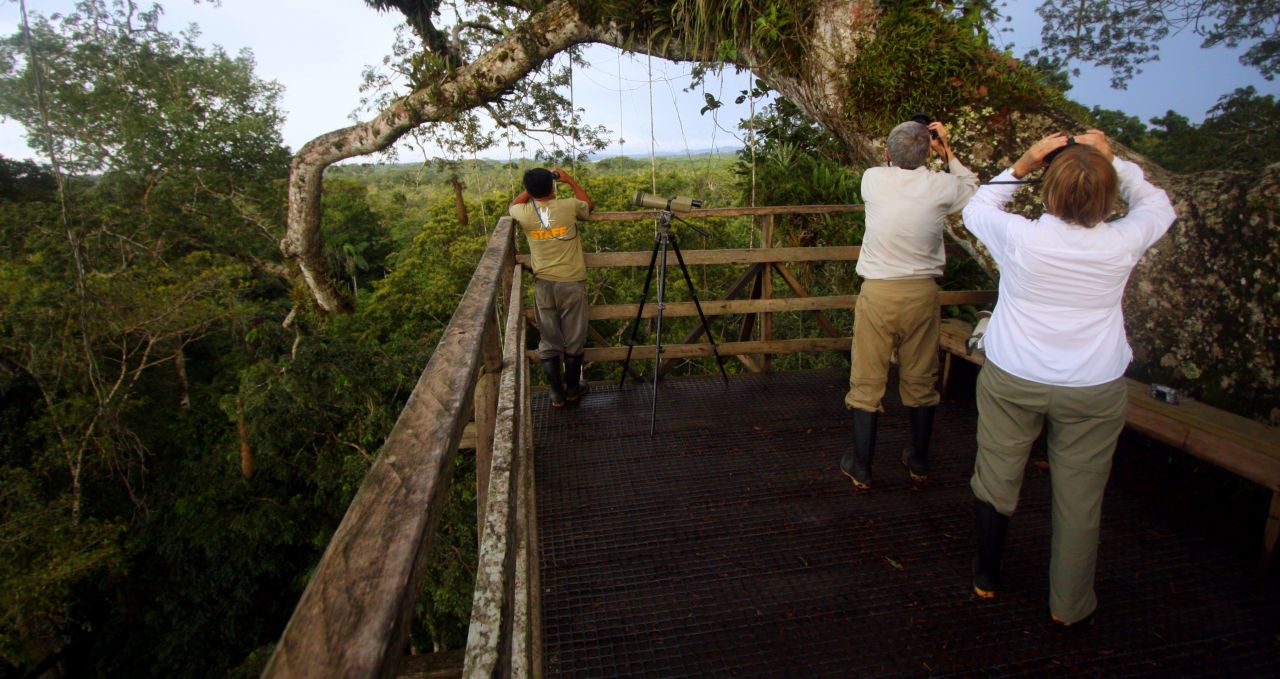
left=474, top=309, right=502, bottom=541
left=761, top=214, right=774, bottom=372
left=737, top=269, right=764, bottom=373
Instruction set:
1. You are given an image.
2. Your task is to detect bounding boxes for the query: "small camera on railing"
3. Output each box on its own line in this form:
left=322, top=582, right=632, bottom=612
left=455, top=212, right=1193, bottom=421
left=633, top=191, right=703, bottom=212
left=1148, top=383, right=1181, bottom=405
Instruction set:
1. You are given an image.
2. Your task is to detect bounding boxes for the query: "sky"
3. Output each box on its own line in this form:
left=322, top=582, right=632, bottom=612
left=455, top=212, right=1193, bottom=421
left=0, top=0, right=1275, bottom=164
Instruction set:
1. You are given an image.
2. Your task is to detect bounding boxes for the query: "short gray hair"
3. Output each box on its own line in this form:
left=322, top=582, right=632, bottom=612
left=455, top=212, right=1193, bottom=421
left=886, top=121, right=930, bottom=170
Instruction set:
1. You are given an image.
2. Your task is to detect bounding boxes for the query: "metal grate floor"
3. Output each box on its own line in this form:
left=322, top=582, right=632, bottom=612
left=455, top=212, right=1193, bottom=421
left=533, top=368, right=1280, bottom=677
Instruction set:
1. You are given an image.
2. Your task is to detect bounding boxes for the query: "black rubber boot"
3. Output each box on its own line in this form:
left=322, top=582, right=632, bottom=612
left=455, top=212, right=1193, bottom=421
left=541, top=357, right=566, bottom=408
left=564, top=353, right=589, bottom=403
left=840, top=409, right=877, bottom=490
left=901, top=405, right=936, bottom=482
left=973, top=498, right=1010, bottom=599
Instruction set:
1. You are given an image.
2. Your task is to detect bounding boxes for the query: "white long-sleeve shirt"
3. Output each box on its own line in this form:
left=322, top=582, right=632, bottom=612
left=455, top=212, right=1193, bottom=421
left=856, top=157, right=978, bottom=280
left=961, top=158, right=1176, bottom=386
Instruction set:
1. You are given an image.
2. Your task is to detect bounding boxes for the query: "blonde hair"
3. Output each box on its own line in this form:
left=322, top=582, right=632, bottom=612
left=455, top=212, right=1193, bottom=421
left=1041, top=145, right=1118, bottom=227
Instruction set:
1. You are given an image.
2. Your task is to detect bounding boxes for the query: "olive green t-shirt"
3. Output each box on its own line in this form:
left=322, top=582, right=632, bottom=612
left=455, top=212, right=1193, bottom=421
left=509, top=198, right=591, bottom=282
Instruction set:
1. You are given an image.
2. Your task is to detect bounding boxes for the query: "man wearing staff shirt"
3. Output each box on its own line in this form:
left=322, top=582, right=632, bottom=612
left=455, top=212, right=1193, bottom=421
left=510, top=167, right=594, bottom=408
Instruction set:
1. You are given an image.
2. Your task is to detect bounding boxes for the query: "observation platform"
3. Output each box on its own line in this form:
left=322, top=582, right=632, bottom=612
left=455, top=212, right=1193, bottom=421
left=534, top=368, right=1280, bottom=677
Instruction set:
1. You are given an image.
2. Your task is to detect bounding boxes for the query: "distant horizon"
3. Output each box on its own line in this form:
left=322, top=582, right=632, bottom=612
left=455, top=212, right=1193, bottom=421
left=333, top=147, right=743, bottom=166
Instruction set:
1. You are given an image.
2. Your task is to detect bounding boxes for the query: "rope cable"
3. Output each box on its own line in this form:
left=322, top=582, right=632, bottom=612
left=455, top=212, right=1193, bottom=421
left=617, top=52, right=625, bottom=157
left=647, top=47, right=656, bottom=194
left=705, top=67, right=725, bottom=180
left=568, top=47, right=577, bottom=173
left=663, top=76, right=694, bottom=164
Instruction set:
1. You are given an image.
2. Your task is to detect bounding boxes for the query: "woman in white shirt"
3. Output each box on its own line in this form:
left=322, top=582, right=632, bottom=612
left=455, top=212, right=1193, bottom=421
left=961, top=130, right=1176, bottom=627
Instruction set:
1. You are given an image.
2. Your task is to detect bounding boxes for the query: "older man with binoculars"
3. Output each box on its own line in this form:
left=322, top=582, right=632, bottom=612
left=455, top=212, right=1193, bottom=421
left=841, top=116, right=978, bottom=490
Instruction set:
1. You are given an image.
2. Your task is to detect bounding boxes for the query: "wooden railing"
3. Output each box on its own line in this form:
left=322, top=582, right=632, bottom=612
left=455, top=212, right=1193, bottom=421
left=521, top=206, right=996, bottom=372
left=261, top=217, right=531, bottom=678
left=263, top=205, right=999, bottom=679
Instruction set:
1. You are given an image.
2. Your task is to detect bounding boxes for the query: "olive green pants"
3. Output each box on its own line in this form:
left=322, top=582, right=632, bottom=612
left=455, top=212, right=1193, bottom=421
left=845, top=278, right=941, bottom=412
left=970, top=361, right=1128, bottom=624
left=534, top=279, right=588, bottom=359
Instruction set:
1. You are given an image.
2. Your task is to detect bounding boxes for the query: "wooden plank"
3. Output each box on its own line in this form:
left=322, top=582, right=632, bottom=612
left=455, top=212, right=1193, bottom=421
left=558, top=290, right=996, bottom=322
left=569, top=294, right=856, bottom=321
left=761, top=215, right=774, bottom=373
left=459, top=422, right=477, bottom=450
left=263, top=219, right=514, bottom=679
left=463, top=283, right=525, bottom=678
left=533, top=337, right=853, bottom=363
left=474, top=312, right=501, bottom=539
left=736, top=268, right=764, bottom=373
left=1123, top=379, right=1280, bottom=489
left=586, top=204, right=865, bottom=221
left=938, top=318, right=982, bottom=364
left=517, top=244, right=984, bottom=269
left=517, top=245, right=861, bottom=268
left=510, top=346, right=531, bottom=679
left=936, top=290, right=1000, bottom=305
left=1124, top=380, right=1280, bottom=465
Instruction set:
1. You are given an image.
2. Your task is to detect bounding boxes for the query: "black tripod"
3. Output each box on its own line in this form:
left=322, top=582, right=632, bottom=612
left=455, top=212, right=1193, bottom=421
left=620, top=210, right=728, bottom=435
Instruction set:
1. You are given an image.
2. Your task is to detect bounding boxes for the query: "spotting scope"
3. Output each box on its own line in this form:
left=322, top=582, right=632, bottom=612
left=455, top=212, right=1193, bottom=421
left=633, top=191, right=703, bottom=212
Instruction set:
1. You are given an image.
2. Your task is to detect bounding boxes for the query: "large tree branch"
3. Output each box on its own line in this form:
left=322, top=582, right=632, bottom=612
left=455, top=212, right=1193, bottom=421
left=283, top=1, right=884, bottom=311
left=280, top=0, right=596, bottom=311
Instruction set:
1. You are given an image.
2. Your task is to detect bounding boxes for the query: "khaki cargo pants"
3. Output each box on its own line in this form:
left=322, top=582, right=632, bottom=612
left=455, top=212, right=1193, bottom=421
left=534, top=278, right=588, bottom=360
left=970, top=361, right=1128, bottom=624
left=845, top=278, right=941, bottom=412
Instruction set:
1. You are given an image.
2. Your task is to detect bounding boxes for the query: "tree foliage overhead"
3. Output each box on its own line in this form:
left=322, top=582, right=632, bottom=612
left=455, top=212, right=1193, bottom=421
left=1089, top=86, right=1280, bottom=172
left=1033, top=0, right=1280, bottom=88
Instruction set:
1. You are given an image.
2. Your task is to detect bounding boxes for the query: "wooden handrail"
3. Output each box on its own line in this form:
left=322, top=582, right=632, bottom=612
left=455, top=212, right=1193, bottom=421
left=464, top=263, right=527, bottom=677
left=586, top=204, right=865, bottom=221
left=262, top=219, right=515, bottom=679
left=515, top=244, right=974, bottom=268
left=522, top=290, right=998, bottom=322
left=530, top=337, right=854, bottom=362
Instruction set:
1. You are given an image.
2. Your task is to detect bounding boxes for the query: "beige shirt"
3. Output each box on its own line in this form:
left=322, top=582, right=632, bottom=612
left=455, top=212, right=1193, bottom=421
left=510, top=198, right=591, bottom=282
left=856, top=157, right=978, bottom=280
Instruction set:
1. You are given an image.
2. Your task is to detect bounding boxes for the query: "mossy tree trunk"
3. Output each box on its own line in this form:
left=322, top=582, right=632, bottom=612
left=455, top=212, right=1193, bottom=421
left=287, top=0, right=1276, bottom=418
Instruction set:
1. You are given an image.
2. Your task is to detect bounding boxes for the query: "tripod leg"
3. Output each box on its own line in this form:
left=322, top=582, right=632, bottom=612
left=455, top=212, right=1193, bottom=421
left=671, top=235, right=729, bottom=383
left=650, top=236, right=669, bottom=436
left=620, top=238, right=661, bottom=387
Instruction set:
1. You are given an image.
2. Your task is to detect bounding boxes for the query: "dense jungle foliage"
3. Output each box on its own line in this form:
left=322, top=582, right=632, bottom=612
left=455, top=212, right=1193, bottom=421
left=2, top=2, right=1276, bottom=678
